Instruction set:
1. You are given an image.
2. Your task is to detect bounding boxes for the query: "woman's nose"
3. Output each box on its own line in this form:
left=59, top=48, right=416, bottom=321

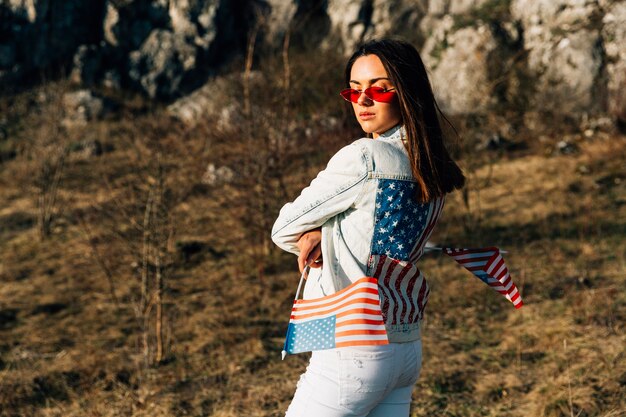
left=357, top=90, right=373, bottom=106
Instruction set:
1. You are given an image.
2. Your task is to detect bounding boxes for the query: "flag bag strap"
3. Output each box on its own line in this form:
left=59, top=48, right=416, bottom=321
left=281, top=264, right=312, bottom=359
left=292, top=265, right=310, bottom=302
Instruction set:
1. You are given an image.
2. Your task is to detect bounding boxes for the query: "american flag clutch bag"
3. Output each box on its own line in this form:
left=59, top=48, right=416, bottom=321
left=281, top=266, right=389, bottom=359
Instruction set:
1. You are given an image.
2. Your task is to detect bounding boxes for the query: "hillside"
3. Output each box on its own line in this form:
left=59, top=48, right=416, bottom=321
left=0, top=79, right=625, bottom=416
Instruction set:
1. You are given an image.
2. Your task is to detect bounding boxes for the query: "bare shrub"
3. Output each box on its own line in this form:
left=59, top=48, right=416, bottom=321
left=34, top=142, right=67, bottom=240
left=78, top=110, right=204, bottom=369
left=21, top=82, right=72, bottom=241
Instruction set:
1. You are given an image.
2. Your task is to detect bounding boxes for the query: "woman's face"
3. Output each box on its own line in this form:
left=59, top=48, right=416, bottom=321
left=348, top=54, right=402, bottom=138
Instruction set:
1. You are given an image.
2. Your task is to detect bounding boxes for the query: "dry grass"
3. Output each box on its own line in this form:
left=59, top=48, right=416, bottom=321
left=0, top=73, right=625, bottom=417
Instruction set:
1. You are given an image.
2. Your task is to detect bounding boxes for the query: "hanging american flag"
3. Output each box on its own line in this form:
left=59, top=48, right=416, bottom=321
left=443, top=246, right=523, bottom=309
left=282, top=276, right=388, bottom=359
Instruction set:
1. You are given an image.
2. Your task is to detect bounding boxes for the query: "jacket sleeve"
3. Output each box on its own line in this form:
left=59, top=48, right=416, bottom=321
left=271, top=141, right=369, bottom=255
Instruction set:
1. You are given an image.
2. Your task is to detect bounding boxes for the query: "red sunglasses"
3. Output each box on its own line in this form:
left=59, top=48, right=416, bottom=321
left=340, top=86, right=397, bottom=103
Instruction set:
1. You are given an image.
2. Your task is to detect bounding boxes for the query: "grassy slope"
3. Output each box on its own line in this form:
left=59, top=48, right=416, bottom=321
left=0, top=89, right=624, bottom=417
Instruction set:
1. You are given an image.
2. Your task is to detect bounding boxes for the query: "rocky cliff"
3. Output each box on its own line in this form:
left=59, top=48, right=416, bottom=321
left=1, top=0, right=624, bottom=126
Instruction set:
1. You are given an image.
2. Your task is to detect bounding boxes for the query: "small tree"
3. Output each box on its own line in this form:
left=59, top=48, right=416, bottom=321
left=26, top=82, right=70, bottom=241
left=84, top=126, right=182, bottom=368
left=137, top=152, right=173, bottom=365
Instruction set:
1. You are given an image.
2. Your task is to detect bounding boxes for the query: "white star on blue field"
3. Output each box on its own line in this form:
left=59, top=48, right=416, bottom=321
left=372, top=180, right=430, bottom=259
left=287, top=316, right=336, bottom=353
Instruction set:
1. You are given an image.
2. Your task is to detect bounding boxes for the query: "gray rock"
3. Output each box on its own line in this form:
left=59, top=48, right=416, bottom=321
left=580, top=114, right=615, bottom=133
left=368, top=0, right=423, bottom=42
left=449, top=0, right=491, bottom=14
left=103, top=0, right=170, bottom=51
left=427, top=0, right=449, bottom=16
left=556, top=139, right=578, bottom=154
left=128, top=29, right=197, bottom=99
left=602, top=1, right=626, bottom=125
left=68, top=139, right=103, bottom=159
left=102, top=70, right=122, bottom=90
left=167, top=73, right=241, bottom=127
left=6, top=0, right=39, bottom=23
left=216, top=103, right=244, bottom=132
left=103, top=2, right=120, bottom=47
left=511, top=0, right=605, bottom=115
left=324, top=0, right=428, bottom=55
left=201, top=163, right=234, bottom=186
left=325, top=0, right=371, bottom=54
left=167, top=70, right=267, bottom=128
left=541, top=30, right=603, bottom=114
left=168, top=0, right=219, bottom=49
left=422, top=22, right=498, bottom=114
left=103, top=0, right=245, bottom=99
left=1, top=0, right=103, bottom=88
left=70, top=44, right=104, bottom=86
left=427, top=0, right=491, bottom=16
left=262, top=0, right=298, bottom=44
left=61, top=90, right=105, bottom=128
left=2, top=0, right=624, bottom=133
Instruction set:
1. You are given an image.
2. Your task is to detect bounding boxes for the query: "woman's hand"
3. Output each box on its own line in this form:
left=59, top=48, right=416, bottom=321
left=296, top=227, right=323, bottom=274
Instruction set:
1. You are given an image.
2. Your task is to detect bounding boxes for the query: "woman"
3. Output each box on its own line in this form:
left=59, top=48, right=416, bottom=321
left=271, top=38, right=466, bottom=417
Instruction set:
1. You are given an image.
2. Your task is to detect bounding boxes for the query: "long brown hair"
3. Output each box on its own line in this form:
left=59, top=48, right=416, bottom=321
left=345, top=38, right=466, bottom=202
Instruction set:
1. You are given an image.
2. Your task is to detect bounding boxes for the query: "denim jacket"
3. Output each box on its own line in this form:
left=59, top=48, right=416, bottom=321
left=271, top=124, right=445, bottom=343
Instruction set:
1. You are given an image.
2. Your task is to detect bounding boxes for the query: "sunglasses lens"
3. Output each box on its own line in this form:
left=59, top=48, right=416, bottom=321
left=340, top=87, right=397, bottom=103
left=340, top=88, right=360, bottom=103
left=365, top=86, right=396, bottom=103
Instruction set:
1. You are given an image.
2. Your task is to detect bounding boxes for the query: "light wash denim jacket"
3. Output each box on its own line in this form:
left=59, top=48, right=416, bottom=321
left=271, top=124, right=445, bottom=343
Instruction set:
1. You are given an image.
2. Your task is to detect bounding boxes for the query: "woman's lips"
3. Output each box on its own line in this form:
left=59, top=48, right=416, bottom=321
left=359, top=112, right=375, bottom=120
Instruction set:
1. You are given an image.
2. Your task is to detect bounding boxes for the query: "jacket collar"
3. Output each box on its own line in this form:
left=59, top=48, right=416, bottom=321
left=377, top=124, right=406, bottom=142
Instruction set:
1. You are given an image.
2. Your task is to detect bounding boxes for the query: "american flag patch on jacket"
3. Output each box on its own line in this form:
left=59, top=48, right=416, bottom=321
left=282, top=277, right=388, bottom=357
left=370, top=254, right=429, bottom=326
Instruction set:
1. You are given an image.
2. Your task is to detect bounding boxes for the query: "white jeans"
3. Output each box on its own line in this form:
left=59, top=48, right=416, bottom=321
left=285, top=339, right=422, bottom=417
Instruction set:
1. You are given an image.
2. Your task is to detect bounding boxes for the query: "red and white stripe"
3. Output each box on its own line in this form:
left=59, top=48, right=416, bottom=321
left=409, top=196, right=445, bottom=263
left=370, top=254, right=430, bottom=326
left=444, top=247, right=523, bottom=309
left=290, top=277, right=389, bottom=348
left=484, top=250, right=523, bottom=308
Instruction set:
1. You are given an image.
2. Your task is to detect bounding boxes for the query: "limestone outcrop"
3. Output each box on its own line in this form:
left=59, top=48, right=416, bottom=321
left=1, top=0, right=624, bottom=127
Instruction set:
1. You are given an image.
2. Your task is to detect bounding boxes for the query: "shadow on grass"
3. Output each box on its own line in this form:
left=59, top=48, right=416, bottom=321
left=465, top=210, right=625, bottom=248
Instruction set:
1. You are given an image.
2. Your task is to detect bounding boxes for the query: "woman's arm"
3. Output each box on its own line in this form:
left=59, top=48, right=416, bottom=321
left=271, top=141, right=369, bottom=256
